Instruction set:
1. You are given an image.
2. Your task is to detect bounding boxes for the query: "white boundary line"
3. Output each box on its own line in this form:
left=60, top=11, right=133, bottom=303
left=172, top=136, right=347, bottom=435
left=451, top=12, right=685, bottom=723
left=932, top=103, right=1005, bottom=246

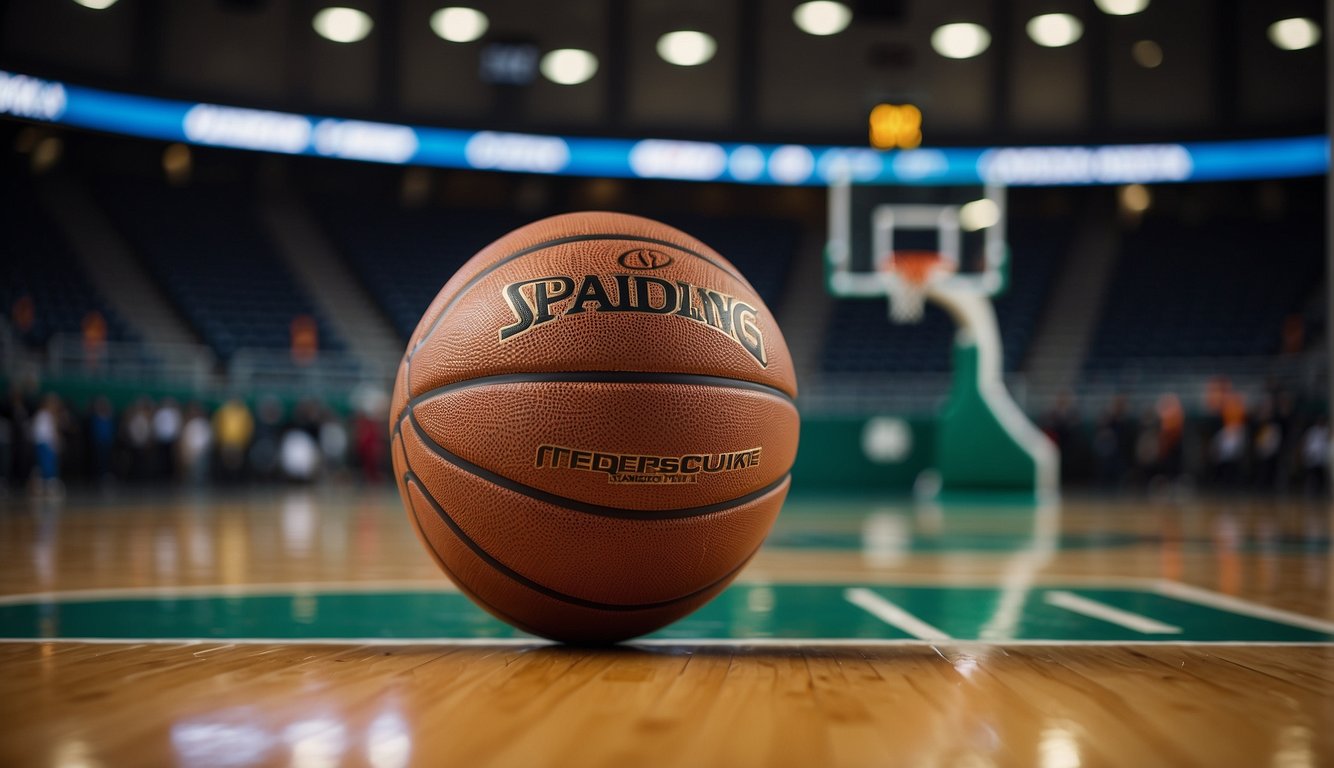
left=0, top=637, right=1328, bottom=648
left=1153, top=580, right=1334, bottom=635
left=844, top=587, right=952, bottom=640
left=0, top=580, right=461, bottom=606
left=1044, top=591, right=1181, bottom=634
left=0, top=575, right=1177, bottom=605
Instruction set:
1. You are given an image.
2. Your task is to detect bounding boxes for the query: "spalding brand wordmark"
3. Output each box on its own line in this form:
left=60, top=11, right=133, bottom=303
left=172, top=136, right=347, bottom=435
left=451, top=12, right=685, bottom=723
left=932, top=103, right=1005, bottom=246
left=617, top=248, right=673, bottom=270
left=535, top=444, right=762, bottom=485
left=498, top=273, right=767, bottom=367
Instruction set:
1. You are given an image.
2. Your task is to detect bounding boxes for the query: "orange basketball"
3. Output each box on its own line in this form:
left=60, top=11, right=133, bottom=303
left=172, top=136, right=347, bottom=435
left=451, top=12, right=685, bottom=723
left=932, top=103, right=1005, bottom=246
left=389, top=211, right=798, bottom=643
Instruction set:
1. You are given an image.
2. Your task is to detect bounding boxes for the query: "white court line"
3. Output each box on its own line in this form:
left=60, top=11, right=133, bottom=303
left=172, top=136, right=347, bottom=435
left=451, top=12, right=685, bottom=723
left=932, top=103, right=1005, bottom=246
left=0, top=575, right=1173, bottom=605
left=1044, top=590, right=1181, bottom=634
left=0, top=580, right=461, bottom=606
left=844, top=587, right=952, bottom=641
left=1154, top=580, right=1334, bottom=636
left=0, top=637, right=1329, bottom=648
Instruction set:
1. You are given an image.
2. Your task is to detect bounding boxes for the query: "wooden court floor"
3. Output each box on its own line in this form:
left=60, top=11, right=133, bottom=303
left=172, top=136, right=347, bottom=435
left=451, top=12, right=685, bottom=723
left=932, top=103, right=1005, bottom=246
left=0, top=488, right=1331, bottom=767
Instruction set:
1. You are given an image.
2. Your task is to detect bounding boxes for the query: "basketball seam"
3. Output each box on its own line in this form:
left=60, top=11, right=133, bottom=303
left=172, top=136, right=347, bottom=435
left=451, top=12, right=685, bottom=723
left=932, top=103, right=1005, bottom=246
left=407, top=371, right=797, bottom=408
left=405, top=409, right=791, bottom=520
left=404, top=471, right=766, bottom=613
left=400, top=482, right=555, bottom=638
left=408, top=232, right=749, bottom=364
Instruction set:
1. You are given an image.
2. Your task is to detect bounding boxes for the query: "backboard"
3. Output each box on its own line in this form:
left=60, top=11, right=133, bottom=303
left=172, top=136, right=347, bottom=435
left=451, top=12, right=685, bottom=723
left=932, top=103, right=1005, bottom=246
left=826, top=175, right=1009, bottom=308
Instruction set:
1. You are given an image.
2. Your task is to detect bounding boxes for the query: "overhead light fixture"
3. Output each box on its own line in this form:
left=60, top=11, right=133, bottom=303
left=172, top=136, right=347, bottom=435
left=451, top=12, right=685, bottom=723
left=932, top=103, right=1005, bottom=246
left=1027, top=14, right=1083, bottom=47
left=312, top=7, right=373, bottom=43
left=1094, top=0, right=1149, bottom=16
left=793, top=1, right=852, bottom=36
left=930, top=23, right=991, bottom=59
left=431, top=7, right=488, bottom=43
left=540, top=49, right=598, bottom=85
left=657, top=31, right=717, bottom=66
left=1132, top=40, right=1163, bottom=68
left=1268, top=18, right=1321, bottom=51
left=72, top=0, right=119, bottom=9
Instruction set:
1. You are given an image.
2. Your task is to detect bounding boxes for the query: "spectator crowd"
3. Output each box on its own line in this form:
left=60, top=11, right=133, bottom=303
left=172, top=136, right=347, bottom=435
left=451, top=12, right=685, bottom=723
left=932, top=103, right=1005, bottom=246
left=0, top=385, right=389, bottom=497
left=1, top=378, right=1329, bottom=499
left=1043, top=379, right=1330, bottom=496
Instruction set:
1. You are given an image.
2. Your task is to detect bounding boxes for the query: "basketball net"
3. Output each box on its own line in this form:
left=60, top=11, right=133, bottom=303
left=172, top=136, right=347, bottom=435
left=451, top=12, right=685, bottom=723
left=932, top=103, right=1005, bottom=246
left=879, top=250, right=953, bottom=323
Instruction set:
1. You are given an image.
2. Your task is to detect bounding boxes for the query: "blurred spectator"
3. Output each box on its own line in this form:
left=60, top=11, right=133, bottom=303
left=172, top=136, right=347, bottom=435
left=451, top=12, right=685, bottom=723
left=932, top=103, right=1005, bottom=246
left=153, top=398, right=182, bottom=480
left=0, top=394, right=14, bottom=494
left=1253, top=398, right=1283, bottom=490
left=81, top=310, right=108, bottom=371
left=1156, top=394, right=1184, bottom=482
left=249, top=397, right=284, bottom=479
left=354, top=409, right=385, bottom=483
left=290, top=315, right=318, bottom=366
left=319, top=407, right=348, bottom=476
left=1301, top=417, right=1329, bottom=496
left=213, top=398, right=254, bottom=483
left=178, top=403, right=213, bottom=485
left=11, top=295, right=35, bottom=343
left=1042, top=392, right=1081, bottom=484
left=124, top=397, right=153, bottom=481
left=1211, top=396, right=1248, bottom=487
left=31, top=394, right=62, bottom=496
left=280, top=427, right=319, bottom=482
left=1093, top=396, right=1132, bottom=489
left=1134, top=408, right=1159, bottom=487
left=89, top=396, right=116, bottom=484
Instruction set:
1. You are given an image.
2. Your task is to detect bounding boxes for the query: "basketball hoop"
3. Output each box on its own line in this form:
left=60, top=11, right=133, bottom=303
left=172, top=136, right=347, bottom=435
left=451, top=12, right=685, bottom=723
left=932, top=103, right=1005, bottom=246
left=879, top=250, right=954, bottom=323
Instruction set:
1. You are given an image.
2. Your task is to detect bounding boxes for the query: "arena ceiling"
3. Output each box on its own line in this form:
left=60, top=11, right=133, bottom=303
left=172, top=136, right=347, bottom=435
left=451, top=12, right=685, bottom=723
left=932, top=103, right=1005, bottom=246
left=0, top=0, right=1325, bottom=146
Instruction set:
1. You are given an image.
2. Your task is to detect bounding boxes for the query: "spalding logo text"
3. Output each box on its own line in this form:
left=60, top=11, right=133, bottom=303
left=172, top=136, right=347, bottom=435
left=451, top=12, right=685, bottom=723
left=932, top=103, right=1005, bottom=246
left=498, top=273, right=767, bottom=367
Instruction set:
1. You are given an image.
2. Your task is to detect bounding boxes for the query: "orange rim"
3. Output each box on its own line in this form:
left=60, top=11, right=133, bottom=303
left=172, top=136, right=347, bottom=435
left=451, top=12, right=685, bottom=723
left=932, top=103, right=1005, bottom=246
left=880, top=250, right=952, bottom=286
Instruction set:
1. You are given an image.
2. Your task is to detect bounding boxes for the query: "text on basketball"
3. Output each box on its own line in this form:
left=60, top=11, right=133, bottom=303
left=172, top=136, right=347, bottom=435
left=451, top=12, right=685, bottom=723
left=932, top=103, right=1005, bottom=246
left=498, top=273, right=767, bottom=367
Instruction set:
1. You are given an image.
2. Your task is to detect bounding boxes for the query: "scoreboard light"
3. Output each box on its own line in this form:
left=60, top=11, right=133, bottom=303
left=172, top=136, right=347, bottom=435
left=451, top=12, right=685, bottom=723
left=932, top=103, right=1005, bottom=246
left=869, top=103, right=922, bottom=150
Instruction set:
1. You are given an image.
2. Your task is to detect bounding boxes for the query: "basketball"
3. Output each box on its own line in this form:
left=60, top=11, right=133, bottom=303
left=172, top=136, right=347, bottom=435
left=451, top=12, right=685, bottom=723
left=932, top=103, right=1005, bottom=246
left=388, top=211, right=799, bottom=643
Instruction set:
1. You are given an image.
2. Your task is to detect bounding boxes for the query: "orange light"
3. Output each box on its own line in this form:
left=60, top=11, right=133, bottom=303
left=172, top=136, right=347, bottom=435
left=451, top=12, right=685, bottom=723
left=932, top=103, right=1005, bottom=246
left=869, top=103, right=923, bottom=149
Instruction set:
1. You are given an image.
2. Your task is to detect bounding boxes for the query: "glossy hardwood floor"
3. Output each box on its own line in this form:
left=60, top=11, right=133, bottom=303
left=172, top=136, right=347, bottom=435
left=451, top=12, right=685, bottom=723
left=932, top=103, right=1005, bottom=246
left=0, top=486, right=1331, bottom=767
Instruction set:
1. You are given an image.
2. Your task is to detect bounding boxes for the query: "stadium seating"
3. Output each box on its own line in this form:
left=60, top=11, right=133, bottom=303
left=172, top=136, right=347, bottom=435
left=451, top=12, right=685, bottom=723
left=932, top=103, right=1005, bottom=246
left=654, top=214, right=800, bottom=314
left=306, top=197, right=800, bottom=344
left=1085, top=215, right=1322, bottom=373
left=0, top=173, right=133, bottom=349
left=93, top=175, right=343, bottom=361
left=306, top=193, right=525, bottom=342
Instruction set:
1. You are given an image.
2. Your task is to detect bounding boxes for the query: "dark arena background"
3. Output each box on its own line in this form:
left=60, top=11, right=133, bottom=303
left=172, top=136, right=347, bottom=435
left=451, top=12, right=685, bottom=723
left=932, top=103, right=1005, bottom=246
left=1, top=1, right=1332, bottom=766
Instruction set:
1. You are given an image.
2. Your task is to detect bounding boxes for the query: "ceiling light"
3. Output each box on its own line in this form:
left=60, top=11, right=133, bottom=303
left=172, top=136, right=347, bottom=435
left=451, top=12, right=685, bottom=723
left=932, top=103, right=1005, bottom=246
left=431, top=7, right=488, bottom=43
left=72, top=0, right=119, bottom=9
left=540, top=49, right=598, bottom=85
left=1093, top=0, right=1148, bottom=16
left=657, top=31, right=717, bottom=66
left=1027, top=14, right=1083, bottom=47
left=930, top=23, right=991, bottom=59
left=793, top=1, right=852, bottom=36
left=1132, top=40, right=1162, bottom=68
left=312, top=7, right=373, bottom=43
left=1268, top=18, right=1320, bottom=51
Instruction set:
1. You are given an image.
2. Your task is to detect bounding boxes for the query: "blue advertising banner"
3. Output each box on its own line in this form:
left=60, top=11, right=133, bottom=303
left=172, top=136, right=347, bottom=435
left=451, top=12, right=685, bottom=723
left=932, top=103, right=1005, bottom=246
left=1, top=70, right=1326, bottom=186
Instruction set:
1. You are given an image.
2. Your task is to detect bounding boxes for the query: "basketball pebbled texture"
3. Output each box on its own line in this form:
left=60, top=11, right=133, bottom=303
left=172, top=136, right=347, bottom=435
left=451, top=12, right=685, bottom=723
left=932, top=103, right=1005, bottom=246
left=389, top=211, right=799, bottom=644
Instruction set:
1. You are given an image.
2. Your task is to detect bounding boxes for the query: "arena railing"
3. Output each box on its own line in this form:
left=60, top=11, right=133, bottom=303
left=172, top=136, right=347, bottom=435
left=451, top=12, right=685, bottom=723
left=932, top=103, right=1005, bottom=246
left=39, top=335, right=390, bottom=400
left=800, top=355, right=1326, bottom=416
